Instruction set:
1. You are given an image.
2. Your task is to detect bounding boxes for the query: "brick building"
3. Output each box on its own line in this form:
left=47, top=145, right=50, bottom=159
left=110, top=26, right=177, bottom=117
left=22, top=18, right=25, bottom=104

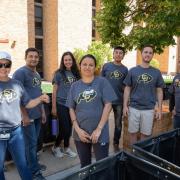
left=0, top=0, right=179, bottom=81
left=0, top=0, right=97, bottom=81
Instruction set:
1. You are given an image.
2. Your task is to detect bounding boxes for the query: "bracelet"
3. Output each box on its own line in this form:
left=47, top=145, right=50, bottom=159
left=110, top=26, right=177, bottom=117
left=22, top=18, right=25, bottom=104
left=97, top=125, right=103, bottom=130
left=71, top=119, right=76, bottom=124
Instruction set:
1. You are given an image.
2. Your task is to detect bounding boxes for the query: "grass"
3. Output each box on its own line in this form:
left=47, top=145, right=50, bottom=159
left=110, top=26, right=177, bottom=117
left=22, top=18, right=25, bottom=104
left=164, top=79, right=173, bottom=84
left=41, top=77, right=172, bottom=94
left=41, top=82, right=53, bottom=94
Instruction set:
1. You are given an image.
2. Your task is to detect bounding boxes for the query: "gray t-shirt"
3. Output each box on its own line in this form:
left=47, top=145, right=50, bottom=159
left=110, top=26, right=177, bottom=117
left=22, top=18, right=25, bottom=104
left=101, top=62, right=128, bottom=105
left=67, top=76, right=117, bottom=143
left=123, top=65, right=164, bottom=110
left=13, top=66, right=42, bottom=119
left=0, top=79, right=30, bottom=130
left=52, top=70, right=77, bottom=106
left=168, top=74, right=180, bottom=116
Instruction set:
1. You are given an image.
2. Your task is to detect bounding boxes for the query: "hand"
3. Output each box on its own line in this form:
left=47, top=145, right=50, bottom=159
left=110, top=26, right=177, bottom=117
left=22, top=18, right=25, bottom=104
left=40, top=94, right=50, bottom=103
left=155, top=111, right=162, bottom=121
left=123, top=106, right=129, bottom=117
left=90, top=128, right=102, bottom=144
left=76, top=128, right=91, bottom=143
left=172, top=109, right=176, bottom=118
left=22, top=117, right=31, bottom=126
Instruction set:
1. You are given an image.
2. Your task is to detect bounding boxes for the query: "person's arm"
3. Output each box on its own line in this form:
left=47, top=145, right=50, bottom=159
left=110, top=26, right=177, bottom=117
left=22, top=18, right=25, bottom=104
left=156, top=87, right=163, bottom=120
left=41, top=104, right=46, bottom=124
left=51, top=84, right=58, bottom=117
left=90, top=102, right=112, bottom=144
left=25, top=94, right=49, bottom=109
left=21, top=106, right=31, bottom=126
left=69, top=108, right=91, bottom=143
left=123, top=86, right=131, bottom=117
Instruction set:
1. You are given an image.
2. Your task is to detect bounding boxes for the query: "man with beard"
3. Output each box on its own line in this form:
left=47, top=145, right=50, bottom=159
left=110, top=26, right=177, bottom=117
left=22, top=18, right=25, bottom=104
left=123, top=45, right=164, bottom=145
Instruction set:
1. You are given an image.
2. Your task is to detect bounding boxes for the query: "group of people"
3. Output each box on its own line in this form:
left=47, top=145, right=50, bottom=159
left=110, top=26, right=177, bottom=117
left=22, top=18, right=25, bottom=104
left=0, top=44, right=179, bottom=179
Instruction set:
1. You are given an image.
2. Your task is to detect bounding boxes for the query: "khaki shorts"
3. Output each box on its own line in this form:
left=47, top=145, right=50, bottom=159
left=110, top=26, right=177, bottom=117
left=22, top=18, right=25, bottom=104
left=128, top=107, right=155, bottom=136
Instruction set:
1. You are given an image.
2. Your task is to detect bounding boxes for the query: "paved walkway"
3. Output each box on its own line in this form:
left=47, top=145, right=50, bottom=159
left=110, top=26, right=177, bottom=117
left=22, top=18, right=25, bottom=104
left=5, top=112, right=122, bottom=180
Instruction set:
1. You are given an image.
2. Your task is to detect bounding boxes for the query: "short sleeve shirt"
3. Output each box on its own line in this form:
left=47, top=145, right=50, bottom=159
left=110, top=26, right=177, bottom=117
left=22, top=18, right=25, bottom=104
left=52, top=70, right=77, bottom=106
left=0, top=79, right=30, bottom=130
left=101, top=62, right=128, bottom=105
left=168, top=74, right=180, bottom=116
left=13, top=66, right=42, bottom=119
left=67, top=76, right=117, bottom=143
left=123, top=65, right=164, bottom=110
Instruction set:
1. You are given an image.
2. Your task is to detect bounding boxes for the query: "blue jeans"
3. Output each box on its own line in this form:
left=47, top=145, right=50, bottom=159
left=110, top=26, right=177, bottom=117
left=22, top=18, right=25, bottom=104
left=174, top=115, right=180, bottom=129
left=0, top=126, right=32, bottom=180
left=23, top=118, right=41, bottom=175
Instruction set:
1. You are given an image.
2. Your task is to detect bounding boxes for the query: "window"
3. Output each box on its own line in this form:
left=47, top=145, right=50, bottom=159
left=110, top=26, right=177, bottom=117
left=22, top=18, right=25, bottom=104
left=35, top=0, right=42, bottom=3
left=92, top=0, right=96, bottom=7
left=34, top=1, right=44, bottom=77
left=35, top=6, right=43, bottom=36
left=35, top=38, right=43, bottom=78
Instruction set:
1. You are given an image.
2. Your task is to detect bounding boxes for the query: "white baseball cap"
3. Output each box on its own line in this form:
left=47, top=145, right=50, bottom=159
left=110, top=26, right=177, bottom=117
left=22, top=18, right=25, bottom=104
left=0, top=51, right=12, bottom=61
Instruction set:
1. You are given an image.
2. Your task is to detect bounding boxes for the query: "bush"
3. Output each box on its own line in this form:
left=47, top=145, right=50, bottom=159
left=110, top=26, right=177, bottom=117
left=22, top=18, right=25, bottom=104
left=150, top=58, right=160, bottom=69
left=73, top=41, right=112, bottom=69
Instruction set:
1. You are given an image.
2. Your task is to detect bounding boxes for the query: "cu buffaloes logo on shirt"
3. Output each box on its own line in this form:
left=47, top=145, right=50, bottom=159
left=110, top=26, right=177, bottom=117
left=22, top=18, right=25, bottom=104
left=32, top=77, right=41, bottom=87
left=137, top=73, right=153, bottom=84
left=175, top=79, right=180, bottom=87
left=64, top=76, right=76, bottom=85
left=0, top=89, right=18, bottom=103
left=110, top=70, right=123, bottom=79
left=77, top=89, right=97, bottom=104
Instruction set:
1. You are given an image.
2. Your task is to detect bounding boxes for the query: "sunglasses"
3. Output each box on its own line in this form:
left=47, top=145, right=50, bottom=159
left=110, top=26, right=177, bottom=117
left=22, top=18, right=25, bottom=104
left=0, top=63, right=11, bottom=68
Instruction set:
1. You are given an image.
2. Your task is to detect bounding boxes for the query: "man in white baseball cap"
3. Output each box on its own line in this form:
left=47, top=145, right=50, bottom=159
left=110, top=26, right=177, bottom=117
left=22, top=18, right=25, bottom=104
left=0, top=51, right=12, bottom=61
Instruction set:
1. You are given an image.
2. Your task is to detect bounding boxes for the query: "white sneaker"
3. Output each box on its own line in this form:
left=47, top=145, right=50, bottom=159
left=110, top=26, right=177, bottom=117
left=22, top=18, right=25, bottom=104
left=64, top=148, right=77, bottom=158
left=52, top=146, right=64, bottom=158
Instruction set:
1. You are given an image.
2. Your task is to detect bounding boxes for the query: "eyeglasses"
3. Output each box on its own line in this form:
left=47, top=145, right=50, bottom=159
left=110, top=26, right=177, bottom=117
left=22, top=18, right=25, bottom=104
left=0, top=63, right=11, bottom=68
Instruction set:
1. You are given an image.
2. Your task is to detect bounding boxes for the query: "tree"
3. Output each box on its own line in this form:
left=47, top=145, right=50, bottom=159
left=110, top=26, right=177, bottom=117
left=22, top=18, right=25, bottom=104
left=96, top=0, right=180, bottom=53
left=73, top=41, right=112, bottom=69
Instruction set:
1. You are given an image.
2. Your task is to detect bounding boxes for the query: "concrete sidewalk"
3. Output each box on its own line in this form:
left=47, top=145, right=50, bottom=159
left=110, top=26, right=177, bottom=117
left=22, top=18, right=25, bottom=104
left=5, top=112, right=122, bottom=180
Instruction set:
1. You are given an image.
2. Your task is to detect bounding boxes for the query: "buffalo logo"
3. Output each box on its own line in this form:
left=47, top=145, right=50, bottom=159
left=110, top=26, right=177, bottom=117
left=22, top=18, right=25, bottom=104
left=64, top=76, right=76, bottom=85
left=77, top=89, right=97, bottom=104
left=32, top=77, right=41, bottom=87
left=110, top=70, right=123, bottom=79
left=137, top=73, right=153, bottom=84
left=0, top=89, right=17, bottom=103
left=175, top=79, right=180, bottom=87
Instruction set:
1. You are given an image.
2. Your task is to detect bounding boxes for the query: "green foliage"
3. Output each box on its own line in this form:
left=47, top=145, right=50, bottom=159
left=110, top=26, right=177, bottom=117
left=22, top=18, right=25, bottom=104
left=73, top=41, right=112, bottom=69
left=41, top=82, right=53, bottom=93
left=150, top=58, right=160, bottom=69
left=73, top=48, right=86, bottom=64
left=96, top=0, right=180, bottom=54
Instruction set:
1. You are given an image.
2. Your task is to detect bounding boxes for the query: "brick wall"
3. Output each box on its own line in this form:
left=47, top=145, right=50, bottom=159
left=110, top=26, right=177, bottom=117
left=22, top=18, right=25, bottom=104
left=43, top=0, right=58, bottom=81
left=95, top=0, right=101, bottom=40
left=136, top=48, right=169, bottom=73
left=176, top=37, right=180, bottom=73
left=0, top=0, right=29, bottom=74
left=28, top=0, right=35, bottom=47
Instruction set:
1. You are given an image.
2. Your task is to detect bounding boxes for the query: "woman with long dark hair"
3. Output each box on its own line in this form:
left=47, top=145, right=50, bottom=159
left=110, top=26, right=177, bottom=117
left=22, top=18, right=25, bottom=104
left=51, top=51, right=80, bottom=158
